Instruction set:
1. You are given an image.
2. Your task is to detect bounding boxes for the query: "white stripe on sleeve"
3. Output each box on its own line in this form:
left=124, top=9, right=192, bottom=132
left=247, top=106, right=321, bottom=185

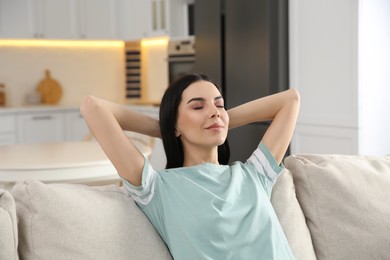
left=124, top=165, right=157, bottom=205
left=248, top=148, right=279, bottom=182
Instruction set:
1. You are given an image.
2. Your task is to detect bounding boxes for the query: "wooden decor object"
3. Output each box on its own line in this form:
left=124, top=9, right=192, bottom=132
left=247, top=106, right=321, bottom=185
left=37, top=70, right=62, bottom=104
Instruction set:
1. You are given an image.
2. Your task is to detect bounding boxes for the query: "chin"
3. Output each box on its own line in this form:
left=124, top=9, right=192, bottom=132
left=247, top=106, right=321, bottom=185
left=214, top=136, right=227, bottom=146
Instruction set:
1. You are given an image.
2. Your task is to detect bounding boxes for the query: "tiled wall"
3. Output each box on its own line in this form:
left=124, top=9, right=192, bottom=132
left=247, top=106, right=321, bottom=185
left=0, top=41, right=125, bottom=107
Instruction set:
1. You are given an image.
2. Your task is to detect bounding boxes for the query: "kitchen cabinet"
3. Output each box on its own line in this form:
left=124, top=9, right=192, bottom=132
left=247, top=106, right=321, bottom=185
left=169, top=0, right=193, bottom=38
left=77, top=0, right=117, bottom=39
left=0, top=105, right=159, bottom=145
left=0, top=0, right=77, bottom=39
left=0, top=0, right=33, bottom=38
left=149, top=0, right=170, bottom=37
left=17, top=111, right=65, bottom=144
left=0, top=114, right=17, bottom=145
left=117, top=0, right=174, bottom=40
left=145, top=0, right=192, bottom=38
left=64, top=110, right=90, bottom=141
left=13, top=108, right=90, bottom=144
left=1, top=0, right=191, bottom=40
left=33, top=0, right=78, bottom=39
left=289, top=0, right=390, bottom=155
left=118, top=0, right=194, bottom=40
left=0, top=0, right=117, bottom=39
left=116, top=0, right=151, bottom=40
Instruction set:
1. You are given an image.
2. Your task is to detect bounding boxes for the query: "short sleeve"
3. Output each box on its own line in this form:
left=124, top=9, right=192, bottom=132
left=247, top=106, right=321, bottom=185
left=121, top=155, right=158, bottom=207
left=246, top=142, right=284, bottom=192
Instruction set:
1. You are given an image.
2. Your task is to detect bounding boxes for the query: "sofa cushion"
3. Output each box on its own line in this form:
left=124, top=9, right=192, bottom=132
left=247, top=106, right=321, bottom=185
left=271, top=169, right=317, bottom=260
left=285, top=154, right=390, bottom=260
left=0, top=188, right=18, bottom=260
left=11, top=180, right=172, bottom=260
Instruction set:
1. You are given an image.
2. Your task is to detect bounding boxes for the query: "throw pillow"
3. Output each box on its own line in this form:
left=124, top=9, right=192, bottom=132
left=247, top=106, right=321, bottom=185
left=271, top=169, right=316, bottom=260
left=285, top=154, right=390, bottom=260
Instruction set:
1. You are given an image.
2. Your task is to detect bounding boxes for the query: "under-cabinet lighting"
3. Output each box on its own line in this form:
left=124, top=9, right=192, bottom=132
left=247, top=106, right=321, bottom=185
left=141, top=37, right=169, bottom=47
left=0, top=39, right=124, bottom=48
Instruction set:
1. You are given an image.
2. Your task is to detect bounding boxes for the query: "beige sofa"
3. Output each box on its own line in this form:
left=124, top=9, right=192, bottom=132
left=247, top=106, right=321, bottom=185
left=1, top=154, right=390, bottom=260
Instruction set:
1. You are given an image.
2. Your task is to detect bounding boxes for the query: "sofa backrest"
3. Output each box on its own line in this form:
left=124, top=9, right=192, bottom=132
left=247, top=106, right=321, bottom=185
left=10, top=180, right=172, bottom=260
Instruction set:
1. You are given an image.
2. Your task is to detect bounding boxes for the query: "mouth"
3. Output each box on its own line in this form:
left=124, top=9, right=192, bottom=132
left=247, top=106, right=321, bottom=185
left=205, top=123, right=224, bottom=130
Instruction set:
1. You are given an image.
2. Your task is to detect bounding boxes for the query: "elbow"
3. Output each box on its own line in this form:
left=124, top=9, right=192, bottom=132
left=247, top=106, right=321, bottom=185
left=288, top=88, right=300, bottom=102
left=287, top=88, right=301, bottom=109
left=80, top=95, right=100, bottom=119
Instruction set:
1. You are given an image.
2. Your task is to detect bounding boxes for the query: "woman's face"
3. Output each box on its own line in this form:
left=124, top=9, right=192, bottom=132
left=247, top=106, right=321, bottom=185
left=176, top=80, right=229, bottom=150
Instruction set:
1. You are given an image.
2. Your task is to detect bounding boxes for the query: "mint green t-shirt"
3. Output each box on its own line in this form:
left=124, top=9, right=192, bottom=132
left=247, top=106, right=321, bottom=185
left=122, top=142, right=295, bottom=259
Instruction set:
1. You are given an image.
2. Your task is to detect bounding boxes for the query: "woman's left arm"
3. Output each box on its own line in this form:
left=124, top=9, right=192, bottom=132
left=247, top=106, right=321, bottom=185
left=227, top=88, right=300, bottom=164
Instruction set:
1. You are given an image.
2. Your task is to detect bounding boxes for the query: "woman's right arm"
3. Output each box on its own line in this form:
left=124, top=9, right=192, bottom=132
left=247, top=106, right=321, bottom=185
left=80, top=96, right=160, bottom=186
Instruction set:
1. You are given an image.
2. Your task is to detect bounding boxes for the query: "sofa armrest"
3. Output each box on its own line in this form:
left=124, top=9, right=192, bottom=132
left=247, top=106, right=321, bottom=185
left=0, top=188, right=18, bottom=260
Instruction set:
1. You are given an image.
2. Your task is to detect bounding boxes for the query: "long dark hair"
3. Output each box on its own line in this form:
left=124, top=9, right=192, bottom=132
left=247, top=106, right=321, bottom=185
left=159, top=73, right=230, bottom=169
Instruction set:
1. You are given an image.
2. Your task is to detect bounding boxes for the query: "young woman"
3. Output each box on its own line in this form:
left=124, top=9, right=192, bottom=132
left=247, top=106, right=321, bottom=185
left=81, top=73, right=300, bottom=259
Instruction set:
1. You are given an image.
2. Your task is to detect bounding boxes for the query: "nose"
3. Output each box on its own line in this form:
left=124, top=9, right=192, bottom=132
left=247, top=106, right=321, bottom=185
left=210, top=105, right=220, bottom=118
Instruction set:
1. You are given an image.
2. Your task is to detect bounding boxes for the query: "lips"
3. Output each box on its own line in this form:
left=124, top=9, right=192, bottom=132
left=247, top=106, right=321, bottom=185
left=206, top=123, right=223, bottom=129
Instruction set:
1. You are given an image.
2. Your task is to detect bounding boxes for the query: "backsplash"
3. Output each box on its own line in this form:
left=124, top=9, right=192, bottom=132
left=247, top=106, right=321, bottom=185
left=0, top=40, right=125, bottom=107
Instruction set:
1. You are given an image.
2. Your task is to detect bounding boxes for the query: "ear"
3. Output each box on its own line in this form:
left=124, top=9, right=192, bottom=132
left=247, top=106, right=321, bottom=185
left=175, top=128, right=181, bottom=137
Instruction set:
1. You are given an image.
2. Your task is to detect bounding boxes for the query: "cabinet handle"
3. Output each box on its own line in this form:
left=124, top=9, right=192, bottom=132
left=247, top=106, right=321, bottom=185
left=152, top=1, right=158, bottom=31
left=160, top=0, right=166, bottom=30
left=32, top=115, right=53, bottom=120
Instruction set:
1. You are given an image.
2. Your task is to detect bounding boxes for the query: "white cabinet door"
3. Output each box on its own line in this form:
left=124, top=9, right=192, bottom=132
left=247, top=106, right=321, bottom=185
left=149, top=0, right=170, bottom=37
left=0, top=0, right=35, bottom=38
left=35, top=0, right=78, bottom=39
left=117, top=0, right=151, bottom=40
left=64, top=111, right=90, bottom=141
left=17, top=112, right=65, bottom=144
left=0, top=133, right=16, bottom=145
left=0, top=0, right=115, bottom=39
left=168, top=0, right=193, bottom=37
left=78, top=0, right=117, bottom=39
left=0, top=0, right=77, bottom=39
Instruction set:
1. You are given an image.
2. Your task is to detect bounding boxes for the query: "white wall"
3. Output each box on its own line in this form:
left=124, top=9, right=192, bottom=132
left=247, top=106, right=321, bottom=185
left=290, top=0, right=390, bottom=155
left=0, top=43, right=125, bottom=107
left=289, top=0, right=358, bottom=129
left=358, top=0, right=390, bottom=155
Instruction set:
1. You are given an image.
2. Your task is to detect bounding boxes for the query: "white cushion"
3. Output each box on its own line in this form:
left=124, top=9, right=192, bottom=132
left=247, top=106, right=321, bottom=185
left=271, top=169, right=316, bottom=260
left=285, top=154, right=390, bottom=260
left=11, top=180, right=172, bottom=260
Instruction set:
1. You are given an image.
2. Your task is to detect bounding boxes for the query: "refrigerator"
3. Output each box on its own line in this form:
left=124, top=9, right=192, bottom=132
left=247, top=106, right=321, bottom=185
left=194, top=0, right=289, bottom=162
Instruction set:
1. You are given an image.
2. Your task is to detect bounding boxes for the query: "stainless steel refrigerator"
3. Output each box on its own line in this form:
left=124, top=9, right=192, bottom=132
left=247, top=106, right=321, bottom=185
left=194, top=0, right=289, bottom=162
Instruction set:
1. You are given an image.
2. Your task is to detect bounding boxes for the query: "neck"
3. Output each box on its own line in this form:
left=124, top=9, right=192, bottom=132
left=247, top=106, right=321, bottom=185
left=182, top=144, right=219, bottom=167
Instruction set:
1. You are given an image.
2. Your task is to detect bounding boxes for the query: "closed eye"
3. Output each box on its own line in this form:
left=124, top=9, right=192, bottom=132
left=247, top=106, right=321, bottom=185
left=215, top=102, right=225, bottom=108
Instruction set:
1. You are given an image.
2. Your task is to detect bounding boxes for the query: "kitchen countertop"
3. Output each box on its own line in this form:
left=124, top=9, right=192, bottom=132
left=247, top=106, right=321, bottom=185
left=0, top=141, right=151, bottom=187
left=0, top=104, right=81, bottom=114
left=0, top=102, right=159, bottom=115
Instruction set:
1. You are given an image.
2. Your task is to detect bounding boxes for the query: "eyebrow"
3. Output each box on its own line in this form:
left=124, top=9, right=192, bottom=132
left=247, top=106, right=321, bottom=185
left=186, top=96, right=223, bottom=104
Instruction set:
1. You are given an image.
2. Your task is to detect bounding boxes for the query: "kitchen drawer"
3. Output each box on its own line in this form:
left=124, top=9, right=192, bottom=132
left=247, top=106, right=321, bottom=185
left=0, top=114, right=16, bottom=133
left=17, top=112, right=65, bottom=144
left=0, top=133, right=17, bottom=145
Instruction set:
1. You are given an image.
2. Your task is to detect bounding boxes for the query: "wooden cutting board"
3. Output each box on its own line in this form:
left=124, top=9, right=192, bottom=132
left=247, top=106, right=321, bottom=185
left=37, top=69, right=62, bottom=104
